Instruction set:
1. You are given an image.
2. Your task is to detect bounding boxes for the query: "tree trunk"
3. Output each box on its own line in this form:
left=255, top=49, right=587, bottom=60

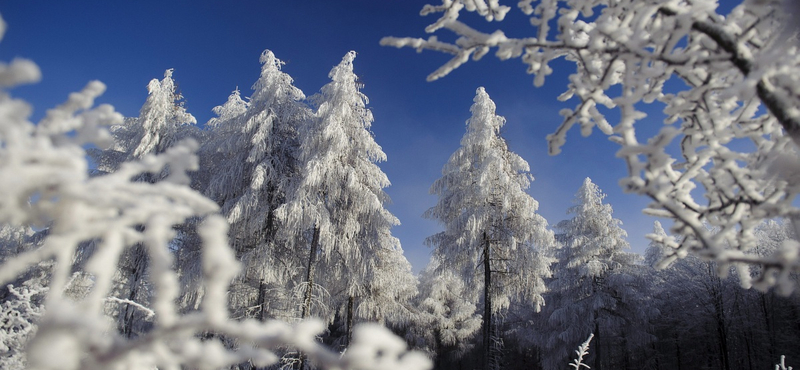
left=651, top=341, right=660, bottom=370
left=744, top=330, right=754, bottom=370
left=346, top=294, right=355, bottom=346
left=257, top=279, right=268, bottom=321
left=674, top=332, right=682, bottom=370
left=433, top=328, right=443, bottom=370
left=709, top=270, right=731, bottom=370
left=300, top=226, right=320, bottom=319
left=482, top=231, right=494, bottom=370
left=594, top=320, right=602, bottom=370
left=121, top=244, right=147, bottom=338
left=761, top=293, right=776, bottom=362
left=298, top=226, right=320, bottom=370
left=621, top=332, right=629, bottom=370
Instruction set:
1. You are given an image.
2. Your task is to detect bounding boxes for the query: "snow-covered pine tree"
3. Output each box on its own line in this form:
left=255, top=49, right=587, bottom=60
left=131, top=69, right=197, bottom=159
left=645, top=221, right=673, bottom=269
left=540, top=177, right=639, bottom=370
left=87, top=69, right=198, bottom=338
left=200, top=50, right=310, bottom=323
left=276, top=51, right=401, bottom=339
left=92, top=69, right=197, bottom=176
left=205, top=50, right=307, bottom=241
left=191, top=88, right=249, bottom=195
left=424, top=87, right=555, bottom=370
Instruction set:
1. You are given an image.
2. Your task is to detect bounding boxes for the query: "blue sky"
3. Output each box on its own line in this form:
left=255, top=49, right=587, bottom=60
left=0, top=1, right=663, bottom=272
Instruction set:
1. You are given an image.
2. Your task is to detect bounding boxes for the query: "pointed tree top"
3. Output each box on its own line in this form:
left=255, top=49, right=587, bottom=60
left=208, top=89, right=248, bottom=128
left=259, top=49, right=283, bottom=71
left=652, top=220, right=665, bottom=235
left=251, top=49, right=304, bottom=107
left=470, top=87, right=498, bottom=118
left=133, top=68, right=196, bottom=158
left=342, top=50, right=357, bottom=64
left=328, top=51, right=358, bottom=81
left=464, top=87, right=504, bottom=144
left=576, top=177, right=605, bottom=204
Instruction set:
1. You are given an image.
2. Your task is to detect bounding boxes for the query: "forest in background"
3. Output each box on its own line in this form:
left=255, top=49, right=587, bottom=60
left=4, top=1, right=800, bottom=370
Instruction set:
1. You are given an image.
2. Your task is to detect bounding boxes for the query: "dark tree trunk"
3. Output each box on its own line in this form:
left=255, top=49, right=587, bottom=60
left=433, top=328, right=443, bottom=370
left=121, top=244, right=147, bottom=338
left=346, top=294, right=355, bottom=346
left=594, top=320, right=602, bottom=370
left=298, top=226, right=320, bottom=370
left=483, top=232, right=494, bottom=370
left=761, top=293, right=776, bottom=362
left=709, top=270, right=731, bottom=370
left=675, top=332, right=682, bottom=370
left=257, top=279, right=268, bottom=321
left=651, top=341, right=660, bottom=370
left=621, top=333, right=629, bottom=370
left=300, top=226, right=320, bottom=319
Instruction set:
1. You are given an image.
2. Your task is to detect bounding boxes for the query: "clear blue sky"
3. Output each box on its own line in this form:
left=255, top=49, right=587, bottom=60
left=0, top=1, right=662, bottom=273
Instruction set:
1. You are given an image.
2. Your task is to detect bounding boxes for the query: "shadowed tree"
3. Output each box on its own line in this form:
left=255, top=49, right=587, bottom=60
left=539, top=178, right=639, bottom=370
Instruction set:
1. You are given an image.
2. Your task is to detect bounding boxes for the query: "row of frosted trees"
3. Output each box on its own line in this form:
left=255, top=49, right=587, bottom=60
left=77, top=50, right=417, bottom=359
left=0, top=19, right=429, bottom=368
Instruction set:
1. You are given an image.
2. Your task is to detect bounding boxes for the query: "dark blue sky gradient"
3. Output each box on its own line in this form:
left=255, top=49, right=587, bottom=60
left=1, top=1, right=665, bottom=272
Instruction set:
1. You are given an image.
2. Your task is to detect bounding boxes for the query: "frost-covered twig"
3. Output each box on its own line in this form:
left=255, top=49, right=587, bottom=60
left=568, top=333, right=593, bottom=370
left=776, top=355, right=793, bottom=370
left=105, top=297, right=155, bottom=319
left=0, top=284, right=46, bottom=370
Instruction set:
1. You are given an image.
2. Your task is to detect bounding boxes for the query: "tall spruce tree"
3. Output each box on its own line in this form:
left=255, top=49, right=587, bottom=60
left=92, top=69, right=196, bottom=175
left=277, top=51, right=401, bottom=332
left=425, top=87, right=555, bottom=370
left=88, top=69, right=197, bottom=338
left=199, top=50, right=311, bottom=323
left=540, top=177, right=638, bottom=370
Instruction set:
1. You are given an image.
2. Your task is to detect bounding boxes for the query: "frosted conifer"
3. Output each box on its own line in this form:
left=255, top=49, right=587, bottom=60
left=200, top=50, right=311, bottom=324
left=541, top=178, right=639, bottom=370
left=277, top=52, right=402, bottom=344
left=425, top=87, right=555, bottom=370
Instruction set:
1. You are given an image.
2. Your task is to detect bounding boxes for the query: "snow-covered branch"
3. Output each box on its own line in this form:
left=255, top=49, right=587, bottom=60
left=568, top=333, right=593, bottom=370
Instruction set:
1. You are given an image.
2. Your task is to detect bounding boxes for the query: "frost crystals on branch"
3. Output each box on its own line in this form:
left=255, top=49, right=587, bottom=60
left=569, top=334, right=594, bottom=370
left=382, top=0, right=800, bottom=292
